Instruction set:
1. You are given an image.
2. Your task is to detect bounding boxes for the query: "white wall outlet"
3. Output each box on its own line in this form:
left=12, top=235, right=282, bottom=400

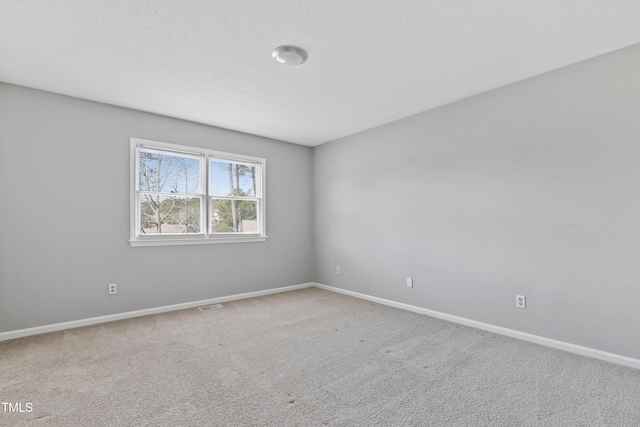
left=336, top=266, right=341, bottom=274
left=406, top=277, right=413, bottom=288
left=108, top=283, right=117, bottom=295
left=516, top=295, right=526, bottom=309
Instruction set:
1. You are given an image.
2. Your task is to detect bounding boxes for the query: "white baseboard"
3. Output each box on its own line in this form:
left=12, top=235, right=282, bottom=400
left=0, top=283, right=314, bottom=342
left=4, top=281, right=639, bottom=370
left=312, top=283, right=640, bottom=370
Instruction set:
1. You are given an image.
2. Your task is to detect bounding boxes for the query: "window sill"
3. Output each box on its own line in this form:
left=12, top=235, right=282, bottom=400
left=129, top=236, right=267, bottom=247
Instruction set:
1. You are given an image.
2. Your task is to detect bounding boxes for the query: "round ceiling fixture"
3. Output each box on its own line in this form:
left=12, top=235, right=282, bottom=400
left=272, top=45, right=308, bottom=66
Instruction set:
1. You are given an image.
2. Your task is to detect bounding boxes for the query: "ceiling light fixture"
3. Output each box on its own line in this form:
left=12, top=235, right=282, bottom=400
left=272, top=45, right=308, bottom=66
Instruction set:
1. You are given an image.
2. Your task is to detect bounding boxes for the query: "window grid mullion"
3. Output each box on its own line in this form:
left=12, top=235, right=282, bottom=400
left=210, top=196, right=259, bottom=201
left=205, top=154, right=211, bottom=236
left=131, top=137, right=265, bottom=244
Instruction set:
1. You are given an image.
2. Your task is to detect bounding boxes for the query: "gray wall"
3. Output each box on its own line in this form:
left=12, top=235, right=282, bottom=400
left=313, top=44, right=640, bottom=359
left=3, top=43, right=640, bottom=361
left=0, top=83, right=313, bottom=332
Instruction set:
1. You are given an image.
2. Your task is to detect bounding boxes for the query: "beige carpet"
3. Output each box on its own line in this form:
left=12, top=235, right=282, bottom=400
left=1, top=287, right=640, bottom=426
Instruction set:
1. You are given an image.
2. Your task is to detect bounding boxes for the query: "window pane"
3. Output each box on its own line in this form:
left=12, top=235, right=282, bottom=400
left=139, top=150, right=200, bottom=194
left=139, top=194, right=201, bottom=234
left=209, top=160, right=257, bottom=197
left=211, top=198, right=258, bottom=233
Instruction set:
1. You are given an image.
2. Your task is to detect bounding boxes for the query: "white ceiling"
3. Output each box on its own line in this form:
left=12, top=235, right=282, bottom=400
left=1, top=1, right=640, bottom=146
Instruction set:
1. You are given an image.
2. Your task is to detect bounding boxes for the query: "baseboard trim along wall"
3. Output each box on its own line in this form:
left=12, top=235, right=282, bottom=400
left=313, top=283, right=640, bottom=371
left=3, top=281, right=639, bottom=370
left=0, top=283, right=314, bottom=342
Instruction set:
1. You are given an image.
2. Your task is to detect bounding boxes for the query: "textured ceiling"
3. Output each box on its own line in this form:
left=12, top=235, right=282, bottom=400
left=1, top=1, right=640, bottom=146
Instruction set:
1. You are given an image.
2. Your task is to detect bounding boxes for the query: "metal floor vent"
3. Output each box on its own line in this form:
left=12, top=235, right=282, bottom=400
left=198, top=304, right=223, bottom=312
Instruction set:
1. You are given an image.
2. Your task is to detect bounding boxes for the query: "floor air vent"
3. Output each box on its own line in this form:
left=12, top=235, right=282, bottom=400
left=198, top=304, right=223, bottom=312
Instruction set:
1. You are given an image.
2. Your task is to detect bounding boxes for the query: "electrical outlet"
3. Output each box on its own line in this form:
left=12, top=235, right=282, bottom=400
left=406, top=277, right=413, bottom=288
left=336, top=266, right=341, bottom=274
left=108, top=283, right=117, bottom=295
left=516, top=295, right=526, bottom=309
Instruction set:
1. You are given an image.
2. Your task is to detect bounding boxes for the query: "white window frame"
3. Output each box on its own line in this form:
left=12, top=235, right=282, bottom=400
left=130, top=138, right=267, bottom=247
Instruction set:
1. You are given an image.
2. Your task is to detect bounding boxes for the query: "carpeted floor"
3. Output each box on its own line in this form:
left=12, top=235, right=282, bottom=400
left=1, top=287, right=640, bottom=426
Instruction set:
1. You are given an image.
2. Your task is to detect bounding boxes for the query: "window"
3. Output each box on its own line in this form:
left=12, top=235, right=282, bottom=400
left=130, top=138, right=266, bottom=246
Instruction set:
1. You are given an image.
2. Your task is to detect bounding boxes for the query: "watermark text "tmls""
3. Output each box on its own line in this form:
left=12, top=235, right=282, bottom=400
left=2, top=402, right=33, bottom=413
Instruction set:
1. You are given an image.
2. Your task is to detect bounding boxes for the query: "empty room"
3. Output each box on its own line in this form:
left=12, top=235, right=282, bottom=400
left=2, top=1, right=640, bottom=426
